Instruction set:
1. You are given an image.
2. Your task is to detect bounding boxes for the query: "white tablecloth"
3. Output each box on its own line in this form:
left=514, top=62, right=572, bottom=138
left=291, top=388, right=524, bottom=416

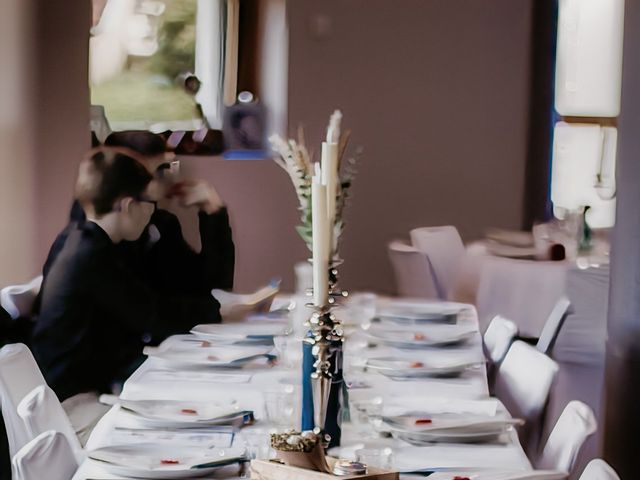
left=464, top=242, right=568, bottom=337
left=73, top=299, right=532, bottom=479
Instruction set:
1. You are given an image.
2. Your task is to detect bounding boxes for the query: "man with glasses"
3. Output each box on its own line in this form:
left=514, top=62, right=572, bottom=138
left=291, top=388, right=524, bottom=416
left=36, top=131, right=234, bottom=339
left=33, top=147, right=199, bottom=403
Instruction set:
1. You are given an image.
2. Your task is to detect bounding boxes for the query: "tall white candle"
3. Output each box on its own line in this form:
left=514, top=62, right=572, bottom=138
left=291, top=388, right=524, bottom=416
left=327, top=110, right=343, bottom=143
left=311, top=175, right=329, bottom=306
left=321, top=142, right=339, bottom=257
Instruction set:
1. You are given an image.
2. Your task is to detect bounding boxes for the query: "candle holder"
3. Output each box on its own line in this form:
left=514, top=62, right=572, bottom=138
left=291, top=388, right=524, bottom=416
left=301, top=259, right=347, bottom=449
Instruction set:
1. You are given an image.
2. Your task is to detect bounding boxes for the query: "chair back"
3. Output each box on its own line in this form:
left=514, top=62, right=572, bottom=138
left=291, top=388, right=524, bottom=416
left=579, top=459, right=620, bottom=480
left=388, top=240, right=439, bottom=298
left=12, top=430, right=78, bottom=480
left=409, top=226, right=465, bottom=299
left=494, top=340, right=559, bottom=455
left=475, top=258, right=566, bottom=338
left=17, top=385, right=81, bottom=460
left=0, top=277, right=43, bottom=320
left=538, top=401, right=597, bottom=474
left=484, top=315, right=519, bottom=365
left=0, top=344, right=47, bottom=457
left=537, top=297, right=571, bottom=354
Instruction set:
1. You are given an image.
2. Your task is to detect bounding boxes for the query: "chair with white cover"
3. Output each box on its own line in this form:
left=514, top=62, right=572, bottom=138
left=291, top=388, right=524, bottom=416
left=0, top=277, right=43, bottom=320
left=409, top=226, right=465, bottom=300
left=387, top=240, right=439, bottom=298
left=12, top=430, right=78, bottom=480
left=494, top=340, right=559, bottom=456
left=579, top=459, right=620, bottom=480
left=537, top=401, right=597, bottom=475
left=537, top=297, right=571, bottom=354
left=484, top=315, right=519, bottom=365
left=0, top=344, right=47, bottom=458
left=17, top=385, right=82, bottom=461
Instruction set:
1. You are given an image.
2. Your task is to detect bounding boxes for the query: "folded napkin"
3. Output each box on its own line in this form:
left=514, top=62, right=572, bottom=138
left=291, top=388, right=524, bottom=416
left=0, top=276, right=42, bottom=319
left=144, top=369, right=253, bottom=384
left=213, top=284, right=279, bottom=322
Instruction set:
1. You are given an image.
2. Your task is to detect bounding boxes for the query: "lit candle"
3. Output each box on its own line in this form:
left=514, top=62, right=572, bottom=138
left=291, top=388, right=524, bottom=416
left=312, top=173, right=329, bottom=306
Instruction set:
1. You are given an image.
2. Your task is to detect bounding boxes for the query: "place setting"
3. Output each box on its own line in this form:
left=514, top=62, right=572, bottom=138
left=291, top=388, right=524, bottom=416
left=142, top=342, right=276, bottom=370
left=190, top=321, right=291, bottom=345
left=372, top=301, right=467, bottom=326
left=381, top=412, right=523, bottom=445
left=364, top=323, right=477, bottom=349
left=86, top=443, right=248, bottom=479
left=364, top=356, right=483, bottom=380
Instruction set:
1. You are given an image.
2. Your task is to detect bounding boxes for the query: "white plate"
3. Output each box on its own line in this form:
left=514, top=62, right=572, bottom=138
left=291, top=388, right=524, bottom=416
left=118, top=399, right=247, bottom=427
left=485, top=228, right=534, bottom=248
left=88, top=443, right=246, bottom=479
left=366, top=357, right=481, bottom=379
left=144, top=344, right=274, bottom=368
left=485, top=242, right=537, bottom=259
left=367, top=326, right=476, bottom=349
left=190, top=322, right=290, bottom=343
left=376, top=304, right=462, bottom=325
left=383, top=413, right=522, bottom=444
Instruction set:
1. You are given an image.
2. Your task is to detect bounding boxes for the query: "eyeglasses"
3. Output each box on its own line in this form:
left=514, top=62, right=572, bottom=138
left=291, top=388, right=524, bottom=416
left=133, top=194, right=157, bottom=212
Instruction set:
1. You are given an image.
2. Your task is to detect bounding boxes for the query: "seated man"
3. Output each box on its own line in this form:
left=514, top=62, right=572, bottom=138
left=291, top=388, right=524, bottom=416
left=36, top=131, right=234, bottom=329
left=105, top=131, right=234, bottom=298
left=32, top=147, right=200, bottom=401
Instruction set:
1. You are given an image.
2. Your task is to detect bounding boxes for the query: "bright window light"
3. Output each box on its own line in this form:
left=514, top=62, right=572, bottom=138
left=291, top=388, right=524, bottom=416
left=551, top=122, right=617, bottom=228
left=555, top=0, right=624, bottom=117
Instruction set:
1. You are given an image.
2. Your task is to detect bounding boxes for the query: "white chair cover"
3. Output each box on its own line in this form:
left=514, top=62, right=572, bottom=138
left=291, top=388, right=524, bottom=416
left=12, top=430, right=78, bottom=480
left=388, top=240, right=439, bottom=298
left=475, top=258, right=567, bottom=337
left=484, top=315, right=519, bottom=365
left=537, top=297, right=571, bottom=354
left=410, top=226, right=465, bottom=300
left=0, top=344, right=47, bottom=457
left=494, top=341, right=559, bottom=455
left=17, top=385, right=82, bottom=460
left=0, top=276, right=43, bottom=320
left=538, top=401, right=597, bottom=474
left=579, top=459, right=620, bottom=480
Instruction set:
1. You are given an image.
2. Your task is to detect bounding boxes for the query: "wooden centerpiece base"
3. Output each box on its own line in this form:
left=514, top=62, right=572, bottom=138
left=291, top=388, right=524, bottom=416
left=250, top=458, right=399, bottom=480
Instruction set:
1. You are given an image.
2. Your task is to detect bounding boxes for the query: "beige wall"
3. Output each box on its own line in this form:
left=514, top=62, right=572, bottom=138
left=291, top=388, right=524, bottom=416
left=0, top=0, right=90, bottom=287
left=32, top=0, right=91, bottom=266
left=0, top=0, right=38, bottom=286
left=285, top=0, right=533, bottom=293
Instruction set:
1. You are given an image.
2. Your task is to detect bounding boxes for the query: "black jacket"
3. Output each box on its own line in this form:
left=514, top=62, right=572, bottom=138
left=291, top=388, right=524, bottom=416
left=32, top=222, right=218, bottom=401
left=36, top=201, right=235, bottom=317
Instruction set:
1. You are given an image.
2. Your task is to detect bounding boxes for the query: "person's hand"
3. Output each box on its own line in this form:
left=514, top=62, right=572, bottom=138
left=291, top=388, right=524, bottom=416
left=168, top=179, right=224, bottom=214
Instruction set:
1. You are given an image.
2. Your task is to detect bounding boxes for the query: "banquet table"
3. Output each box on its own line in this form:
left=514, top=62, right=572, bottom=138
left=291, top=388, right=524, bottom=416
left=73, top=297, right=533, bottom=479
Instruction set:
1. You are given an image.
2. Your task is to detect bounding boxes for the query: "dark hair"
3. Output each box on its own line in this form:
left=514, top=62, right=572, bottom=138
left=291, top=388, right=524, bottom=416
left=75, top=147, right=153, bottom=216
left=104, top=131, right=166, bottom=157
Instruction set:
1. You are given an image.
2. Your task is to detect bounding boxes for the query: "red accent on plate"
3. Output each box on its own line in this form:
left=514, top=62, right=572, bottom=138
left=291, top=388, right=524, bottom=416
left=410, top=362, right=424, bottom=368
left=415, top=418, right=432, bottom=425
left=160, top=459, right=180, bottom=465
left=414, top=333, right=426, bottom=341
left=181, top=408, right=198, bottom=415
left=453, top=477, right=471, bottom=480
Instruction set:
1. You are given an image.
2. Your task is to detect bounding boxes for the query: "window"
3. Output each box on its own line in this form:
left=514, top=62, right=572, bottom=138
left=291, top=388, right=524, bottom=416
left=90, top=0, right=225, bottom=133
